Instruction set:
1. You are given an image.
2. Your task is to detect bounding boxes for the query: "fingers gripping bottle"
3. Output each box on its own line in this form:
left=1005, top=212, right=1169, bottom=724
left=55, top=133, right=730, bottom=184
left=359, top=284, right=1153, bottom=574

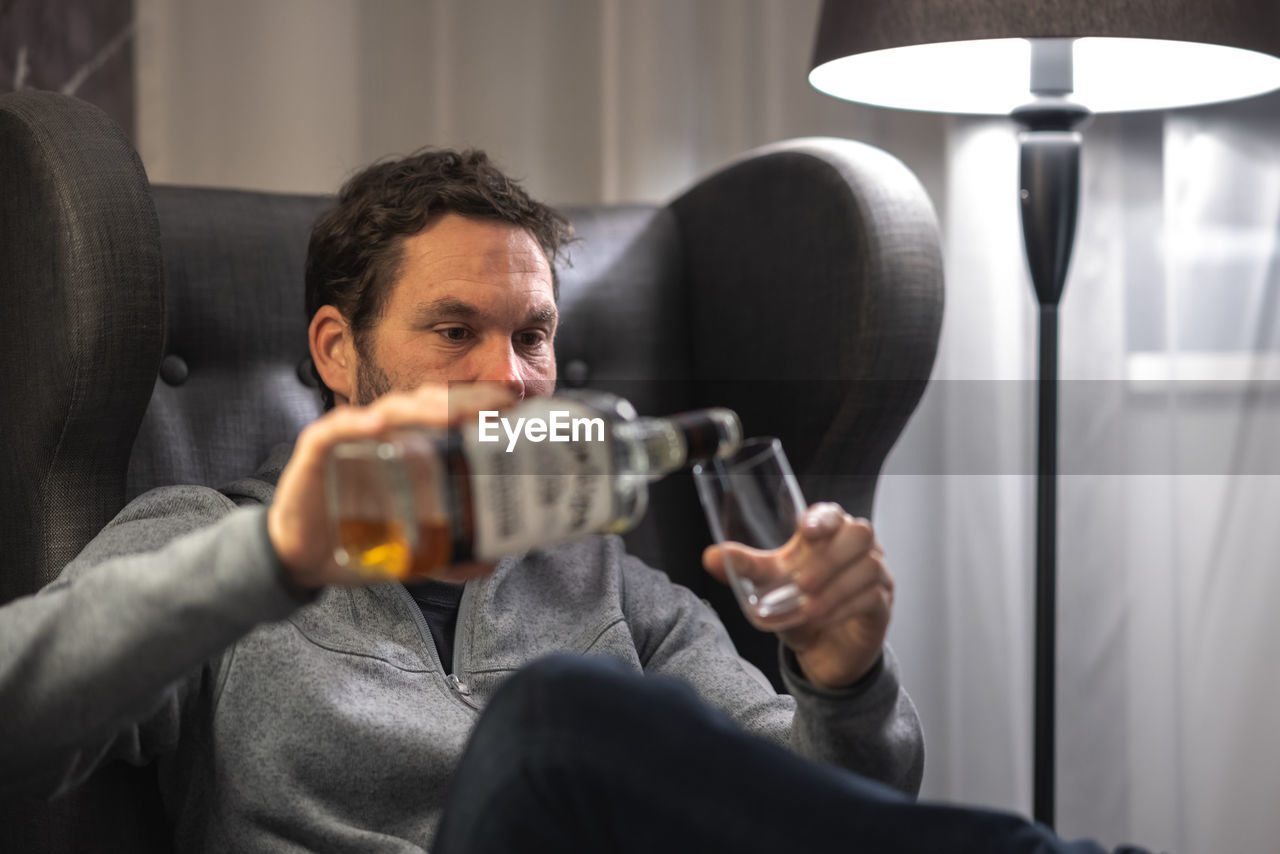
left=326, top=391, right=742, bottom=579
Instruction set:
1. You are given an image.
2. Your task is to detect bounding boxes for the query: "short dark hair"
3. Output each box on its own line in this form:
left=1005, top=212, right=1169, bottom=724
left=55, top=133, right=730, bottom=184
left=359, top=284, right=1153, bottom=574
left=305, top=148, right=574, bottom=409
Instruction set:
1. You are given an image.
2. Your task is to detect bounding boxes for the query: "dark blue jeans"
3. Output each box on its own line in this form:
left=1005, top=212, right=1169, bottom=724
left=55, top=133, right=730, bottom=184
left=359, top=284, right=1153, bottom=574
left=433, top=655, right=1150, bottom=854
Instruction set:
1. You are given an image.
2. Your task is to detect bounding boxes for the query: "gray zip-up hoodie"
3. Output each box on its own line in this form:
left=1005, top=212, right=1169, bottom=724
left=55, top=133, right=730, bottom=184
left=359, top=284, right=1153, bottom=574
left=0, top=446, right=923, bottom=852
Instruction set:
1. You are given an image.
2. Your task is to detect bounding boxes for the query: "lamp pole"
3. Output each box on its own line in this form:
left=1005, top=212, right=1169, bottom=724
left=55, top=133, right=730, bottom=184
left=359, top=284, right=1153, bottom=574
left=1013, top=39, right=1090, bottom=829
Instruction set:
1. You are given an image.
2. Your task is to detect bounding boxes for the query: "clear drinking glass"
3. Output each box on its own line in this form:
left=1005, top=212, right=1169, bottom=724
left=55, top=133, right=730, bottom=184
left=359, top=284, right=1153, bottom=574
left=693, top=437, right=807, bottom=628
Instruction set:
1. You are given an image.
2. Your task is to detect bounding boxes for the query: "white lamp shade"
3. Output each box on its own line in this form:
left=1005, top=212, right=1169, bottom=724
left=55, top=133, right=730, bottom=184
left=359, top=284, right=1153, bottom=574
left=810, top=0, right=1280, bottom=114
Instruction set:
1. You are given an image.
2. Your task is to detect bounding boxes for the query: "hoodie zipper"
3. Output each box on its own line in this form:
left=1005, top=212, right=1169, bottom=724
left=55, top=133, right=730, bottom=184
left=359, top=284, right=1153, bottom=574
left=393, top=584, right=480, bottom=711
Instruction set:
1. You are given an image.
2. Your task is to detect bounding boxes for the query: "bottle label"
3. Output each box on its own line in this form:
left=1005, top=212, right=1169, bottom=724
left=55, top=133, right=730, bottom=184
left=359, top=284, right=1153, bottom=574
left=461, top=398, right=616, bottom=558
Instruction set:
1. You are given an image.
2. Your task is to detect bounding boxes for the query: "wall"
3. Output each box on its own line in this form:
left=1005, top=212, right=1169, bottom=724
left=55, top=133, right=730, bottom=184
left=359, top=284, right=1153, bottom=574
left=0, top=0, right=135, bottom=136
left=133, top=0, right=946, bottom=208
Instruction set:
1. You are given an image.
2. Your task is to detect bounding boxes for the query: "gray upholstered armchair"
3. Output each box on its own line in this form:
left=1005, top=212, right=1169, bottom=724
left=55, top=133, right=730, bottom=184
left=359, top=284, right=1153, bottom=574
left=0, top=90, right=943, bottom=852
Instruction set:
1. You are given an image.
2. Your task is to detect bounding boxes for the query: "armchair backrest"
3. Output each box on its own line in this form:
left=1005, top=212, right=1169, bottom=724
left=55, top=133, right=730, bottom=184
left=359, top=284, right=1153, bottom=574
left=0, top=91, right=163, bottom=602
left=126, top=187, right=330, bottom=501
left=0, top=91, right=943, bottom=853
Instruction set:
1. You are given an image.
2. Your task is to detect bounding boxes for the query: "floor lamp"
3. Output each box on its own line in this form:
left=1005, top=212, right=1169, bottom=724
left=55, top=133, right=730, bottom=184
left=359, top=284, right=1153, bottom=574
left=808, top=0, right=1280, bottom=829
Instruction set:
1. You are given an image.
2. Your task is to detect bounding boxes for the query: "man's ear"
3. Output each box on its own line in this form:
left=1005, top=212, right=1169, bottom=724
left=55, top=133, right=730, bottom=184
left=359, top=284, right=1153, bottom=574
left=310, top=305, right=357, bottom=406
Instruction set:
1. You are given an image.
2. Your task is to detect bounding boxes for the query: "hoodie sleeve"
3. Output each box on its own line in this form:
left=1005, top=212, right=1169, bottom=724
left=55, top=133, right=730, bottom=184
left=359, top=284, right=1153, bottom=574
left=618, top=543, right=923, bottom=796
left=0, top=486, right=306, bottom=798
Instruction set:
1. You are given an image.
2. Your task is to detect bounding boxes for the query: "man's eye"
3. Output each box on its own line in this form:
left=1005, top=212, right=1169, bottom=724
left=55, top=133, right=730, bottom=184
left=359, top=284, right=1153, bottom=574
left=517, top=331, right=548, bottom=349
left=436, top=327, right=472, bottom=342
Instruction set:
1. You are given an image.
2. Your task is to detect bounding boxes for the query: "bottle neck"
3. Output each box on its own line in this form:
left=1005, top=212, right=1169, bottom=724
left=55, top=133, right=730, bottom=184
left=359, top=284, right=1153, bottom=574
left=625, top=408, right=741, bottom=478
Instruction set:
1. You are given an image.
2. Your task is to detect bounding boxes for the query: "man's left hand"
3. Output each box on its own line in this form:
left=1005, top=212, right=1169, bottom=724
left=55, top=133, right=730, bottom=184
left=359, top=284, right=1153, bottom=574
left=702, top=503, right=893, bottom=690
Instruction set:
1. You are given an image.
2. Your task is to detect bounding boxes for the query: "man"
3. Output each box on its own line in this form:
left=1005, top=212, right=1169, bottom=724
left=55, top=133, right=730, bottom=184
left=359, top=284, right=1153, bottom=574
left=1, top=149, right=921, bottom=849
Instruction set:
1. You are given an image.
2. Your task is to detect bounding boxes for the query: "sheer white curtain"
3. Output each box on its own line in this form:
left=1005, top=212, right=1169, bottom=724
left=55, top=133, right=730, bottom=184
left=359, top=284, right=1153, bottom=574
left=1138, top=105, right=1280, bottom=854
left=880, top=101, right=1280, bottom=853
left=136, top=2, right=1280, bottom=851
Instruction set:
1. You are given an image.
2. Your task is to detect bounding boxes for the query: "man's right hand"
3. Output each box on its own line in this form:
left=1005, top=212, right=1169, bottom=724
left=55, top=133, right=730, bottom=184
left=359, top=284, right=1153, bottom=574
left=267, top=382, right=516, bottom=590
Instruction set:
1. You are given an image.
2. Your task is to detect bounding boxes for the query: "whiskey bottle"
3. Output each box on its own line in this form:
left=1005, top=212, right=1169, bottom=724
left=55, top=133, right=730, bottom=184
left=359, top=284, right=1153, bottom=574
left=326, top=390, right=741, bottom=580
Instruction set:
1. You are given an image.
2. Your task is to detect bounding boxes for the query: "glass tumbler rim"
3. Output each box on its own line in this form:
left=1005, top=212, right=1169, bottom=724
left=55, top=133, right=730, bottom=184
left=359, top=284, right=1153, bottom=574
left=692, top=435, right=784, bottom=475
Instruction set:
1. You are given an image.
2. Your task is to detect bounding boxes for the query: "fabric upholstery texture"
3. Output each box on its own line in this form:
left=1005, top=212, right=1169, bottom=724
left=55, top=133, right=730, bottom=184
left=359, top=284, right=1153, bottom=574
left=0, top=91, right=163, bottom=600
left=0, top=90, right=170, bottom=854
left=126, top=187, right=330, bottom=499
left=0, top=92, right=943, bottom=853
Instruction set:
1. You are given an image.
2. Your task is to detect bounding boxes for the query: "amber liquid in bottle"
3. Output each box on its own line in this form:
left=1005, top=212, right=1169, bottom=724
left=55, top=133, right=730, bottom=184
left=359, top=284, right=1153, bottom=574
left=337, top=519, right=454, bottom=580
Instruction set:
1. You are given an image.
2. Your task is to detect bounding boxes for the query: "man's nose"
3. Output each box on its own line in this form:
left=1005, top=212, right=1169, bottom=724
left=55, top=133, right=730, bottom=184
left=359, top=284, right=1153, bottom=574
left=475, top=339, right=526, bottom=399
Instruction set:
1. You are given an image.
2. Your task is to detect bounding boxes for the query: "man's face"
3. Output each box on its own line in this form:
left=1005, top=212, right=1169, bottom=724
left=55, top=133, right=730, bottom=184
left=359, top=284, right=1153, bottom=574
left=352, top=213, right=558, bottom=404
